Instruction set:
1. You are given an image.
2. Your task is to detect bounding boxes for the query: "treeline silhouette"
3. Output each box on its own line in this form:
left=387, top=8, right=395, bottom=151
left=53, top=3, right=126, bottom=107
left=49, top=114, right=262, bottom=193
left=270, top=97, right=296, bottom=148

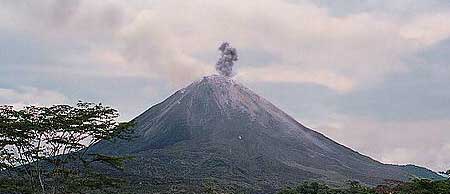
left=278, top=179, right=450, bottom=194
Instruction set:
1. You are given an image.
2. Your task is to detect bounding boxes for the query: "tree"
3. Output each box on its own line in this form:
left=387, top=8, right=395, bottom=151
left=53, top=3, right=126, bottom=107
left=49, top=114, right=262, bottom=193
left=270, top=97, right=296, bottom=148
left=278, top=181, right=378, bottom=194
left=278, top=181, right=334, bottom=194
left=0, top=101, right=134, bottom=194
left=278, top=179, right=450, bottom=194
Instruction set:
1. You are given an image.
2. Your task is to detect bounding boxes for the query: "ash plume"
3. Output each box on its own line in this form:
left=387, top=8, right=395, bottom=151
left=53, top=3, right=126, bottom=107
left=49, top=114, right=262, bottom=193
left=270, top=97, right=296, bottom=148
left=216, top=42, right=238, bottom=77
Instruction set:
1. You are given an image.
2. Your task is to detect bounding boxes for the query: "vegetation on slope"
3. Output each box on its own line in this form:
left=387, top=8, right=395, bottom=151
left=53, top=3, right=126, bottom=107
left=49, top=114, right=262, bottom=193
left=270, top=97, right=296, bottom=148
left=399, top=164, right=447, bottom=180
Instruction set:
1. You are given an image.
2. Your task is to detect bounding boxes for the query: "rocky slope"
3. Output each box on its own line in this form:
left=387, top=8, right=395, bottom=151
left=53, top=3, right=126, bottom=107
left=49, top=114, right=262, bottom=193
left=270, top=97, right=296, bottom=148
left=92, top=75, right=413, bottom=193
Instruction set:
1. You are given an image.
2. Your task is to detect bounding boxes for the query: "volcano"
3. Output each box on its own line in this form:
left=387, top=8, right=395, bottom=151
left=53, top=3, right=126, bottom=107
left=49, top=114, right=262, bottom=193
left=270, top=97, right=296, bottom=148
left=92, top=75, right=412, bottom=193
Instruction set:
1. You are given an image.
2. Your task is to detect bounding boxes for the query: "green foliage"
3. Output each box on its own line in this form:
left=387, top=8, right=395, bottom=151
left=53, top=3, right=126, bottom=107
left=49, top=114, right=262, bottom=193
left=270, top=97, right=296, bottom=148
left=278, top=181, right=376, bottom=194
left=0, top=177, right=35, bottom=194
left=279, top=179, right=450, bottom=194
left=0, top=101, right=134, bottom=194
left=278, top=182, right=332, bottom=194
left=393, top=179, right=450, bottom=194
left=86, top=154, right=135, bottom=170
left=203, top=179, right=221, bottom=194
left=46, top=171, right=127, bottom=194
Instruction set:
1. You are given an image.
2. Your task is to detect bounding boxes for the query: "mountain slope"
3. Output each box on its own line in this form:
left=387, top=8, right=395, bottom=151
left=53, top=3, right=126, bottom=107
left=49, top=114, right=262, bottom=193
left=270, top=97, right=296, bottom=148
left=92, top=75, right=411, bottom=192
left=399, top=164, right=446, bottom=180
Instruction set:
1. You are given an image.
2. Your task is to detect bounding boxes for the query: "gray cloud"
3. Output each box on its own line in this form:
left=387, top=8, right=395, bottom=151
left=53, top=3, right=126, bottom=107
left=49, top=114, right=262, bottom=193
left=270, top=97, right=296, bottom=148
left=307, top=0, right=450, bottom=17
left=5, top=0, right=450, bottom=89
left=216, top=42, right=238, bottom=77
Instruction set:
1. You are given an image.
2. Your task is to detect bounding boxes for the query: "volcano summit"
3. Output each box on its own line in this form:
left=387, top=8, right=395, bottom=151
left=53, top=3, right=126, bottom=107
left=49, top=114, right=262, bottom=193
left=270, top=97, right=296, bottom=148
left=91, top=75, right=413, bottom=193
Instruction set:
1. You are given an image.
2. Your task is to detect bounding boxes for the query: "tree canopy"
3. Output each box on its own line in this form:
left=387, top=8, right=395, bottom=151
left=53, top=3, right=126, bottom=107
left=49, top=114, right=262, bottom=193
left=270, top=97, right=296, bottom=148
left=0, top=101, right=134, bottom=194
left=278, top=179, right=450, bottom=194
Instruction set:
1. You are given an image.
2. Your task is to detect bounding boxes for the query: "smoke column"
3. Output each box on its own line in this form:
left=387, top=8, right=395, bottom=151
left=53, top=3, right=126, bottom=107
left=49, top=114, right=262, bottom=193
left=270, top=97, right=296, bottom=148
left=216, top=42, right=238, bottom=77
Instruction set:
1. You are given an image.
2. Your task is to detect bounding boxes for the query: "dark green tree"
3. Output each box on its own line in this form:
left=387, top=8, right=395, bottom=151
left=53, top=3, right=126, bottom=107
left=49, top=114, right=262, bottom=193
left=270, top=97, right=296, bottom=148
left=278, top=179, right=450, bottom=194
left=0, top=101, right=134, bottom=194
left=278, top=182, right=334, bottom=194
left=278, top=181, right=378, bottom=194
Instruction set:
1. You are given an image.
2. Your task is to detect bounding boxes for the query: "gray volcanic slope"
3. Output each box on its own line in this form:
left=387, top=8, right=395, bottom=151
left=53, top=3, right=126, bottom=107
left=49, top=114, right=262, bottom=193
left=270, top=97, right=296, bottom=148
left=92, top=75, right=411, bottom=192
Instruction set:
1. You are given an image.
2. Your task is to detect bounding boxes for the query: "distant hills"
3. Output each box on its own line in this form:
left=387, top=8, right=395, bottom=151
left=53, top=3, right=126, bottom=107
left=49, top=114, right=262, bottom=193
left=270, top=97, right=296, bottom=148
left=399, top=164, right=446, bottom=180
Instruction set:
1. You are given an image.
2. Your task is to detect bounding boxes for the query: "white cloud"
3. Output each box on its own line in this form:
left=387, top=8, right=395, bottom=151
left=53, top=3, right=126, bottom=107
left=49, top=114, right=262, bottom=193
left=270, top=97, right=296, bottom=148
left=0, top=87, right=68, bottom=108
left=400, top=13, right=450, bottom=46
left=312, top=115, right=450, bottom=171
left=238, top=66, right=354, bottom=92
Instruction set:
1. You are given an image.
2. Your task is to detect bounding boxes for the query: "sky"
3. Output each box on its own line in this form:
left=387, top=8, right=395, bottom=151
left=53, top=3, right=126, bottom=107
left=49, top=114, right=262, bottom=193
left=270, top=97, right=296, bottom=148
left=0, top=0, right=449, bottom=172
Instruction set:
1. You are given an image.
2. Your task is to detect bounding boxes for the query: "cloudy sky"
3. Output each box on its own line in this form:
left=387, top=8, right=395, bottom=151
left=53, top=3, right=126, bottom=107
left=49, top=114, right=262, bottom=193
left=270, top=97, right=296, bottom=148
left=0, top=0, right=449, bottom=171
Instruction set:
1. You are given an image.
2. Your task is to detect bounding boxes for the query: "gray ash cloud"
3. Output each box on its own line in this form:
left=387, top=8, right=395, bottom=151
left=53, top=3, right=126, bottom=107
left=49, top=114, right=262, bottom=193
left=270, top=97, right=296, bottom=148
left=216, top=42, right=238, bottom=77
